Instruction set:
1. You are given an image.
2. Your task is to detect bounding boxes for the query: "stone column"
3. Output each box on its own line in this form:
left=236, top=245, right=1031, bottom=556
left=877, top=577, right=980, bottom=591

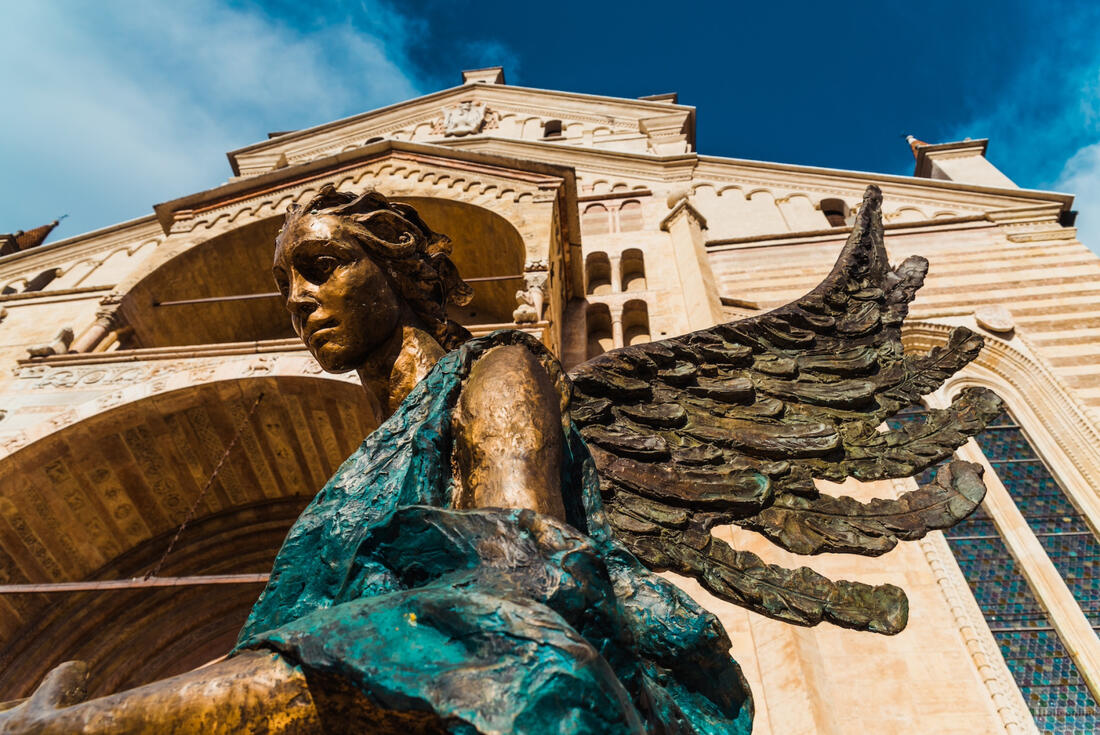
left=69, top=293, right=122, bottom=353
left=611, top=304, right=624, bottom=349
left=609, top=254, right=623, bottom=293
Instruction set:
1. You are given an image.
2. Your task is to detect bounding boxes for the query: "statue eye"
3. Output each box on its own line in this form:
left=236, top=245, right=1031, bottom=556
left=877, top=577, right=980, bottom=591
left=299, top=255, right=341, bottom=284
left=272, top=267, right=290, bottom=297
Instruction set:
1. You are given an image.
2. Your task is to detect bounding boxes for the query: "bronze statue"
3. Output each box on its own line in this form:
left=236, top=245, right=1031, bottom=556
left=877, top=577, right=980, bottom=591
left=0, top=184, right=999, bottom=734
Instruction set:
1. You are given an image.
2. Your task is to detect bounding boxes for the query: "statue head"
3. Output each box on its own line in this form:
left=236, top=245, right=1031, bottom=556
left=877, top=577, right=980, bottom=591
left=273, top=185, right=473, bottom=372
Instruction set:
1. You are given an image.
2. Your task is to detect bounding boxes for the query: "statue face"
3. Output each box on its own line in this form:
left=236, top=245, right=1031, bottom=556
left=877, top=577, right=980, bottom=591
left=273, top=214, right=402, bottom=372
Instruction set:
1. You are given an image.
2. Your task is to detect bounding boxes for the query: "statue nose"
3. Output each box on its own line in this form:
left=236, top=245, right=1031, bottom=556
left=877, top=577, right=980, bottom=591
left=285, top=285, right=318, bottom=319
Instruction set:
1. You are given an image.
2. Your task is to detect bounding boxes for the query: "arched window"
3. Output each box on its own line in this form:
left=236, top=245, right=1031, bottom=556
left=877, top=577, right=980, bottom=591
left=581, top=204, right=611, bottom=236
left=620, top=249, right=646, bottom=291
left=585, top=252, right=612, bottom=295
left=586, top=303, right=613, bottom=359
left=543, top=119, right=563, bottom=139
left=365, top=136, right=385, bottom=144
left=819, top=197, right=849, bottom=227
left=889, top=401, right=1100, bottom=729
left=23, top=268, right=60, bottom=292
left=617, top=200, right=644, bottom=232
left=622, top=300, right=651, bottom=346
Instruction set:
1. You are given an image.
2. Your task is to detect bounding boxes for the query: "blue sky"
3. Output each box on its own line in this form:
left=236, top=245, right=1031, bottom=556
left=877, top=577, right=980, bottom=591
left=3, top=0, right=1100, bottom=250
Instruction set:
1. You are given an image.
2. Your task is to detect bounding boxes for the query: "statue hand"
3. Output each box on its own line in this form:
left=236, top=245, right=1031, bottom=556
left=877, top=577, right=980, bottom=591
left=0, top=660, right=89, bottom=733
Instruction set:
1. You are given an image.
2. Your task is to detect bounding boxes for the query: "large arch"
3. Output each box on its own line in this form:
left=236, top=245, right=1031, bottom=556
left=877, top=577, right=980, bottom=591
left=393, top=196, right=525, bottom=327
left=119, top=198, right=527, bottom=348
left=0, top=374, right=373, bottom=698
left=905, top=319, right=1100, bottom=715
left=0, top=499, right=302, bottom=698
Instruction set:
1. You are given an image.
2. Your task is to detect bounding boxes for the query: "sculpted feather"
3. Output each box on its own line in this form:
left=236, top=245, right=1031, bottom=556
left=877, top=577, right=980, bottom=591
left=569, top=184, right=1001, bottom=634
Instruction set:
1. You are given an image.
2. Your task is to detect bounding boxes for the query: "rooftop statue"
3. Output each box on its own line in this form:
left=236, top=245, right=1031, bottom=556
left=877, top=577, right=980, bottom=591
left=0, top=184, right=1001, bottom=734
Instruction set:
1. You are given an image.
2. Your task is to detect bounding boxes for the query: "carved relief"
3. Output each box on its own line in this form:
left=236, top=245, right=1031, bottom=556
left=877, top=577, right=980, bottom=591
left=974, top=305, right=1015, bottom=335
left=26, top=327, right=74, bottom=358
left=513, top=272, right=548, bottom=324
left=432, top=102, right=498, bottom=137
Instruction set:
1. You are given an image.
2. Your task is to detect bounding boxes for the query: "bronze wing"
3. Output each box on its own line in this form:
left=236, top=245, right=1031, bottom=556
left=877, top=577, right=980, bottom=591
left=568, top=185, right=1001, bottom=634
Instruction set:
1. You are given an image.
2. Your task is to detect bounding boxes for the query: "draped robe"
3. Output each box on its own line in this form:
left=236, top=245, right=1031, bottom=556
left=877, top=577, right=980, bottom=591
left=237, top=331, right=753, bottom=734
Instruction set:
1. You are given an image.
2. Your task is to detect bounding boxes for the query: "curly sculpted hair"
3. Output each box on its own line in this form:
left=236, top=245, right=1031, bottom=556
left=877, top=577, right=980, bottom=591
left=278, top=184, right=474, bottom=350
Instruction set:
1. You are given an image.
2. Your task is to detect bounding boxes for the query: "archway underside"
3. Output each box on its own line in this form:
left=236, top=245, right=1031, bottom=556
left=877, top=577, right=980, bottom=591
left=122, top=196, right=527, bottom=349
left=0, top=376, right=375, bottom=698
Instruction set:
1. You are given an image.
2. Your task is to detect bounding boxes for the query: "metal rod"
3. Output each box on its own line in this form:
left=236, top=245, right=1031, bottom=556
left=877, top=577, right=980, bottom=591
left=464, top=274, right=525, bottom=282
left=154, top=293, right=282, bottom=307
left=147, top=393, right=265, bottom=579
left=153, top=274, right=526, bottom=307
left=0, top=574, right=271, bottom=594
left=988, top=625, right=1100, bottom=633
left=949, top=531, right=1097, bottom=540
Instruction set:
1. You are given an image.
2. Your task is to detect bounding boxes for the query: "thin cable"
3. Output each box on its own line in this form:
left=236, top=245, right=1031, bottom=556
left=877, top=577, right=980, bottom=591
left=145, top=392, right=265, bottom=579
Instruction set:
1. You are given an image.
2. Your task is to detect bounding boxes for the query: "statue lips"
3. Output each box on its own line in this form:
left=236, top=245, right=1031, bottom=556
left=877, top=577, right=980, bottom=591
left=304, top=321, right=339, bottom=351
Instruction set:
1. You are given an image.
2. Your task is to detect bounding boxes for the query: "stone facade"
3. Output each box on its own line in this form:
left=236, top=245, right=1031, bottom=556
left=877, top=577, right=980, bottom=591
left=1, top=67, right=1098, bottom=731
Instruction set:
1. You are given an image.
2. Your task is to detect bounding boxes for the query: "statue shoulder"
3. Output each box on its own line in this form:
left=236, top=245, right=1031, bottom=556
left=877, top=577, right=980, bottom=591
left=452, top=341, right=567, bottom=521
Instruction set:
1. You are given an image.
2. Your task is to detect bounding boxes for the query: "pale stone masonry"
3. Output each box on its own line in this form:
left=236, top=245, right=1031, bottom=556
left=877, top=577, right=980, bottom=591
left=2, top=67, right=1098, bottom=732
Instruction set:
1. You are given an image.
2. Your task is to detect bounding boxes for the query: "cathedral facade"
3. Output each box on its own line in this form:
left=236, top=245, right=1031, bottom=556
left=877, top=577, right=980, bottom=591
left=1, top=67, right=1098, bottom=733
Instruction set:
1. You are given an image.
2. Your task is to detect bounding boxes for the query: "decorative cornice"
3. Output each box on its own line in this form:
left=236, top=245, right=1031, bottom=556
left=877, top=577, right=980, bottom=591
left=706, top=215, right=991, bottom=250
left=692, top=158, right=1072, bottom=213
left=441, top=136, right=699, bottom=183
left=156, top=141, right=576, bottom=236
left=0, top=224, right=163, bottom=285
left=577, top=188, right=653, bottom=203
left=1, top=345, right=348, bottom=459
left=0, top=285, right=113, bottom=304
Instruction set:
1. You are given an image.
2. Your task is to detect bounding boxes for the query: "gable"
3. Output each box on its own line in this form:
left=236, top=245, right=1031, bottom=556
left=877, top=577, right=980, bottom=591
left=228, top=83, right=695, bottom=177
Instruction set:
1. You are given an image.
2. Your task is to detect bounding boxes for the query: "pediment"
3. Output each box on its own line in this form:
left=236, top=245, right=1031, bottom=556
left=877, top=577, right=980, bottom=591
left=228, top=84, right=695, bottom=178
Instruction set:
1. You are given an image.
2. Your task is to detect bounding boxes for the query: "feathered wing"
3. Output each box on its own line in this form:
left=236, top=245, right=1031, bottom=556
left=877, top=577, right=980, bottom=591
left=568, top=185, right=1001, bottom=634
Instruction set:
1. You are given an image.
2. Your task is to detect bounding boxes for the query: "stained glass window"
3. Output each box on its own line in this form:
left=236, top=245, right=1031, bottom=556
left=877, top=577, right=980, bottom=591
left=889, top=402, right=1100, bottom=731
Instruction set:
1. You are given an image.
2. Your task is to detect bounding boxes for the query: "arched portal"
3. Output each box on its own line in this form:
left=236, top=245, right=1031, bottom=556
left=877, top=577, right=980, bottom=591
left=0, top=375, right=373, bottom=699
left=120, top=198, right=527, bottom=348
left=122, top=216, right=291, bottom=347
left=0, top=499, right=304, bottom=698
left=395, top=196, right=525, bottom=327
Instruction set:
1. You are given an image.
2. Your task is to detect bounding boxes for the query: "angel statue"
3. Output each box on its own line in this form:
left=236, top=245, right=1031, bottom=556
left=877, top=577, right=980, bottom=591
left=0, top=184, right=1000, bottom=734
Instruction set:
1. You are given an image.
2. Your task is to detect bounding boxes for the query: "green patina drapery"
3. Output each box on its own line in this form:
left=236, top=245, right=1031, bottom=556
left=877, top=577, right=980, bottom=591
left=236, top=331, right=752, bottom=734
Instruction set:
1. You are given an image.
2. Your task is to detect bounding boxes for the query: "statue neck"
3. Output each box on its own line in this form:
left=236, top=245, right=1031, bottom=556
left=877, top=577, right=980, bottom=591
left=356, top=324, right=446, bottom=420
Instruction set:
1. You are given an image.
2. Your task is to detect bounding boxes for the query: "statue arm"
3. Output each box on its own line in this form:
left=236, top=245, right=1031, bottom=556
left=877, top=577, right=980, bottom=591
left=0, top=652, right=322, bottom=734
left=451, top=344, right=568, bottom=523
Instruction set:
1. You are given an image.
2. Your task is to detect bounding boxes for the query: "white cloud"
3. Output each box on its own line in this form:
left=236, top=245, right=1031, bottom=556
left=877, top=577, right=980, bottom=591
left=942, top=3, right=1100, bottom=253
left=0, top=1, right=424, bottom=237
left=1055, top=142, right=1100, bottom=254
